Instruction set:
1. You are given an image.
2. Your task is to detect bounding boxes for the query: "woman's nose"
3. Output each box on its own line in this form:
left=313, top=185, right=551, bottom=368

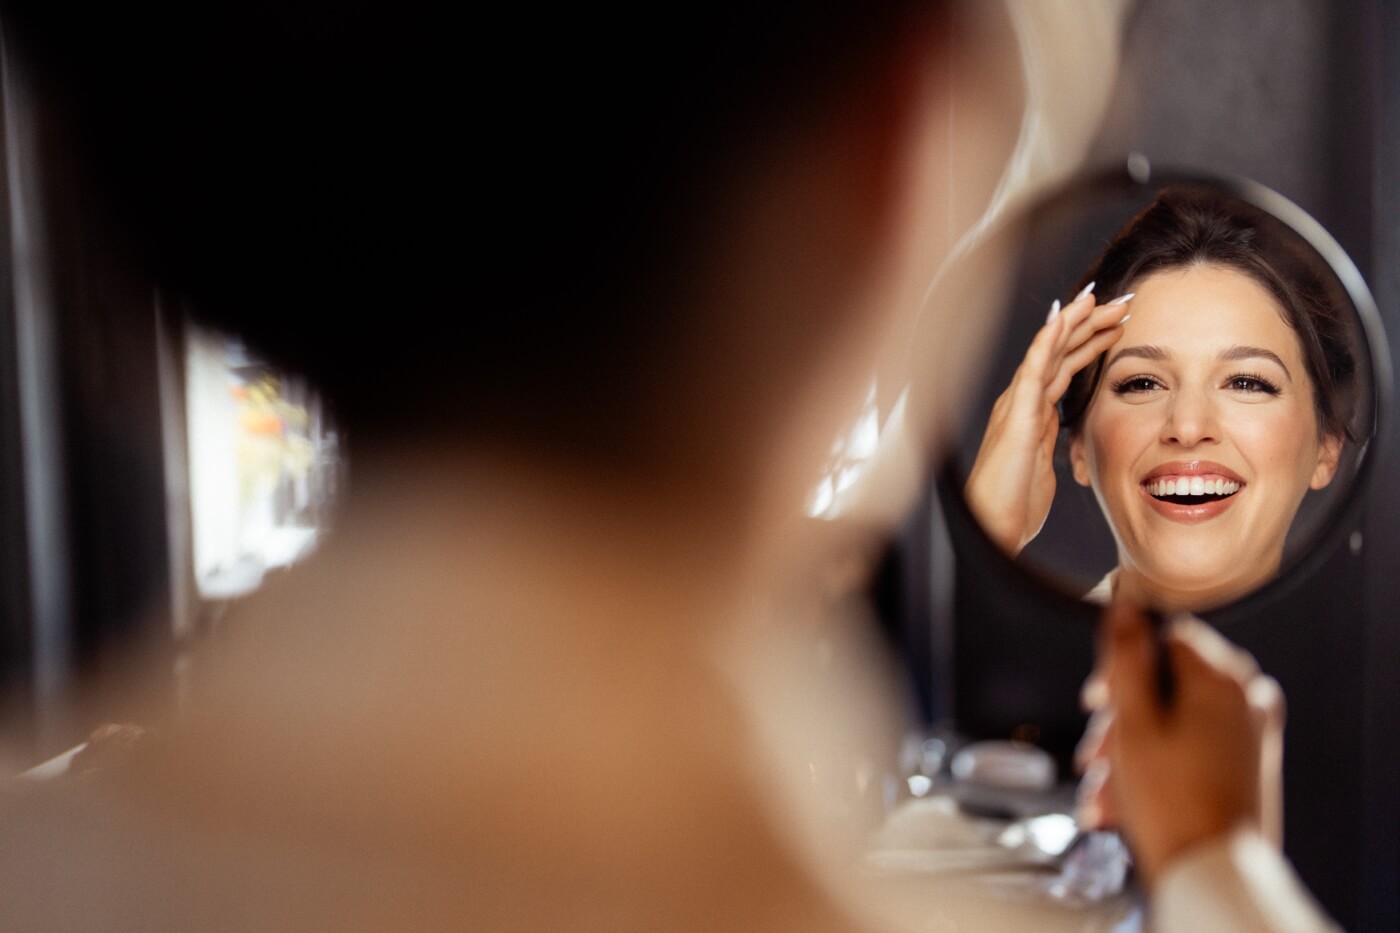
left=1161, top=390, right=1220, bottom=446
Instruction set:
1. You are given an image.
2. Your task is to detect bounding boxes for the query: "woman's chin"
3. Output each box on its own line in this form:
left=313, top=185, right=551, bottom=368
left=1120, top=557, right=1279, bottom=611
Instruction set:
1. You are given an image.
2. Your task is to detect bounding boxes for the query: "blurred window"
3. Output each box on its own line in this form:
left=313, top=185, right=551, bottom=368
left=184, top=326, right=341, bottom=599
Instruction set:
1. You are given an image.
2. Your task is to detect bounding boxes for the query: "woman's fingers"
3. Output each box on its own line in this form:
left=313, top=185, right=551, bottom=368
left=1050, top=285, right=1100, bottom=356
left=1166, top=614, right=1263, bottom=685
left=1076, top=757, right=1115, bottom=830
left=1043, top=324, right=1126, bottom=402
left=1035, top=290, right=1132, bottom=399
left=1017, top=287, right=1132, bottom=409
left=1075, top=707, right=1113, bottom=772
left=1060, top=292, right=1134, bottom=352
left=1022, top=301, right=1068, bottom=379
left=1095, top=604, right=1287, bottom=877
left=1249, top=673, right=1286, bottom=847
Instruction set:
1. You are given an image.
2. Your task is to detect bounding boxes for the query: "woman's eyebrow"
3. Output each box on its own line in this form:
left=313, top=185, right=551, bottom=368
left=1220, top=344, right=1293, bottom=380
left=1104, top=345, right=1168, bottom=368
left=1104, top=344, right=1295, bottom=382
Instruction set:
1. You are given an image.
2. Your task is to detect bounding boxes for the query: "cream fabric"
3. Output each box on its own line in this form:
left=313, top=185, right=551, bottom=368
left=1154, top=827, right=1340, bottom=933
left=1085, top=569, right=1118, bottom=605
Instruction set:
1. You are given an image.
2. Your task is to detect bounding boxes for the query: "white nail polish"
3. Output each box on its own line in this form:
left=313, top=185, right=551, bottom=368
left=1106, top=292, right=1135, bottom=307
left=1046, top=299, right=1061, bottom=322
left=1117, top=314, right=1131, bottom=326
left=1075, top=281, right=1096, bottom=301
left=1080, top=675, right=1108, bottom=711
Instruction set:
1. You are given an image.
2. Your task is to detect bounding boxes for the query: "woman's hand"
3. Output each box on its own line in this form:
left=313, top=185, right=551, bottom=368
left=1082, top=601, right=1286, bottom=888
left=962, top=285, right=1132, bottom=554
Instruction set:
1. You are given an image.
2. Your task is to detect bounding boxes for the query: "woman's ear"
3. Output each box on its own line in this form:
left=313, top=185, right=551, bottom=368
left=1309, top=434, right=1343, bottom=490
left=1069, top=433, right=1093, bottom=487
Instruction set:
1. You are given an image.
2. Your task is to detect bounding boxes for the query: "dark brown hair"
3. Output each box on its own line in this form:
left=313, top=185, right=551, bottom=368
left=2, top=0, right=950, bottom=463
left=1060, top=185, right=1357, bottom=442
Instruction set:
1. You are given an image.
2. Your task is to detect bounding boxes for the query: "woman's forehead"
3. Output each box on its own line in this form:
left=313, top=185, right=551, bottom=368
left=1117, top=265, right=1304, bottom=365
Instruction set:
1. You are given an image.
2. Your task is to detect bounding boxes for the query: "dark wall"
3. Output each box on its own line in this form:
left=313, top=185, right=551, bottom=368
left=1360, top=2, right=1400, bottom=930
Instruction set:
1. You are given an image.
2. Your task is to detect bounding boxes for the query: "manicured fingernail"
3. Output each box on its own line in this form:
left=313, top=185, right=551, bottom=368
left=1164, top=611, right=1199, bottom=639
left=1074, top=713, right=1108, bottom=769
left=1075, top=281, right=1096, bottom=301
left=1078, top=759, right=1109, bottom=797
left=1080, top=674, right=1108, bottom=711
left=1117, top=314, right=1131, bottom=326
left=1046, top=299, right=1061, bottom=322
left=1106, top=292, right=1135, bottom=307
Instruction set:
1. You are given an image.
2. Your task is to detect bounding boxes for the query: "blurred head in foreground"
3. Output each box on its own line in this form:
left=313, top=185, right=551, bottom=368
left=0, top=2, right=1039, bottom=930
left=6, top=2, right=1007, bottom=507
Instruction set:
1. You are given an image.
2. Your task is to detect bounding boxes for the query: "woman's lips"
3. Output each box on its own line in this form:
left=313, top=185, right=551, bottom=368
left=1139, top=461, right=1245, bottom=523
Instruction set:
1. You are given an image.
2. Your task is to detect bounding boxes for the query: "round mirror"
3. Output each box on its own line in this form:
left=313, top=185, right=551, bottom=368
left=939, top=160, right=1390, bottom=620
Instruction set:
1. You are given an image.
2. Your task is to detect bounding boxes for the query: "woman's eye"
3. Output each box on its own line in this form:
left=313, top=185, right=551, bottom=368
left=1110, top=376, right=1162, bottom=394
left=1226, top=374, right=1282, bottom=395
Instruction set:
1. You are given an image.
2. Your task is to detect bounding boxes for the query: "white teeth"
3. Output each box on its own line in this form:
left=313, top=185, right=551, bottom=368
left=1147, top=477, right=1242, bottom=497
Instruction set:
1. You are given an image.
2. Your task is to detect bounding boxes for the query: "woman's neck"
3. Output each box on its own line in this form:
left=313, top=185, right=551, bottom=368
left=324, top=445, right=773, bottom=629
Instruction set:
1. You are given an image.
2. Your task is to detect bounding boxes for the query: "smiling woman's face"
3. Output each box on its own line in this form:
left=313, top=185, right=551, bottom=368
left=1069, top=264, right=1343, bottom=610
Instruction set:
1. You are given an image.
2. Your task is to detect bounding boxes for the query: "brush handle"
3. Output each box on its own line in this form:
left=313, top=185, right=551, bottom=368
left=1146, top=609, right=1176, bottom=707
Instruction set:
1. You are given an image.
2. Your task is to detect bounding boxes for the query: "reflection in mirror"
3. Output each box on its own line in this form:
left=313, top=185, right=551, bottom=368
left=952, top=168, right=1383, bottom=614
